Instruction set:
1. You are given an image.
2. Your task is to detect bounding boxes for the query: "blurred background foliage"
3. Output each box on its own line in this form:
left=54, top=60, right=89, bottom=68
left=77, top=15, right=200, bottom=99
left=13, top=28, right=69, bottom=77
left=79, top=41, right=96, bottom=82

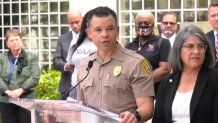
left=35, top=69, right=61, bottom=100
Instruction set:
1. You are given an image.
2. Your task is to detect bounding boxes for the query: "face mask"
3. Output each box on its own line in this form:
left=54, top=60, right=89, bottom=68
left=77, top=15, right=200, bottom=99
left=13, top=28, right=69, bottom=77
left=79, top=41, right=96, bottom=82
left=136, top=25, right=153, bottom=38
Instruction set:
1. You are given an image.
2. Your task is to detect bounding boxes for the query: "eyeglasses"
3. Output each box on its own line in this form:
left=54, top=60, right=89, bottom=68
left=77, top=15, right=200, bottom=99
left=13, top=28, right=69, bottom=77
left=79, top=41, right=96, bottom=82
left=182, top=44, right=207, bottom=52
left=162, top=21, right=177, bottom=25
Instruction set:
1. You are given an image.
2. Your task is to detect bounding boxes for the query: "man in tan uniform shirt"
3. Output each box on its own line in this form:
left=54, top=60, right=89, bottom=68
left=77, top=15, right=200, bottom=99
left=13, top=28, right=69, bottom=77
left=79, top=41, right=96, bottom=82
left=77, top=6, right=154, bottom=123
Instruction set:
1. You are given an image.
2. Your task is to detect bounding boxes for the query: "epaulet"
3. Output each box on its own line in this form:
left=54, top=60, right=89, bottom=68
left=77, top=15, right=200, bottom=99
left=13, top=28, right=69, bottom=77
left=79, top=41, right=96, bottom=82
left=89, top=52, right=96, bottom=56
left=122, top=47, right=142, bottom=59
left=82, top=52, right=97, bottom=61
left=90, top=52, right=97, bottom=61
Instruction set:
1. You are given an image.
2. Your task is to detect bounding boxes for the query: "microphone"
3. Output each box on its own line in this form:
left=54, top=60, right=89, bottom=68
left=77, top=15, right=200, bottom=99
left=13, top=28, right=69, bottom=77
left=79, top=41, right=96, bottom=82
left=62, top=60, right=93, bottom=100
left=86, top=60, right=93, bottom=71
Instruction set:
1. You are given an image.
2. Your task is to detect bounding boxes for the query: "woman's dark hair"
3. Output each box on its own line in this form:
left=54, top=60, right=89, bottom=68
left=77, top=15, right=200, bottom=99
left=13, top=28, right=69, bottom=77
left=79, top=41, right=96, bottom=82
left=71, top=9, right=93, bottom=53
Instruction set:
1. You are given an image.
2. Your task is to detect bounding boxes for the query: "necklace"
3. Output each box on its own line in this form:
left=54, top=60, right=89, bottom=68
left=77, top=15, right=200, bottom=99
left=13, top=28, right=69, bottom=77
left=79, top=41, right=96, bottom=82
left=138, top=41, right=144, bottom=51
left=138, top=45, right=142, bottom=51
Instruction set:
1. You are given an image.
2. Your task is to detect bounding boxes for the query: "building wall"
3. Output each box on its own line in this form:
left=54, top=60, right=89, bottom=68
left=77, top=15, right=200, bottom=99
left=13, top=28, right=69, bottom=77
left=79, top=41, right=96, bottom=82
left=69, top=0, right=117, bottom=16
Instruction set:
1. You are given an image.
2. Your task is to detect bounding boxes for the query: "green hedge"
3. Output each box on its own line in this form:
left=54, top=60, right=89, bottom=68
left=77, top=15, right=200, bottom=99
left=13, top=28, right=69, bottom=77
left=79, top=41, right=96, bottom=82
left=35, top=69, right=61, bottom=100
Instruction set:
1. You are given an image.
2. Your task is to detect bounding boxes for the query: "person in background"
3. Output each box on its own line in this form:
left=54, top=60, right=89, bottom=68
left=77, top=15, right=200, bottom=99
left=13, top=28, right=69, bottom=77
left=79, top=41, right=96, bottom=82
left=206, top=2, right=218, bottom=69
left=66, top=9, right=97, bottom=99
left=152, top=25, right=218, bottom=123
left=125, top=11, right=171, bottom=96
left=53, top=9, right=82, bottom=100
left=160, top=11, right=178, bottom=47
left=0, top=29, right=40, bottom=123
left=77, top=6, right=154, bottom=123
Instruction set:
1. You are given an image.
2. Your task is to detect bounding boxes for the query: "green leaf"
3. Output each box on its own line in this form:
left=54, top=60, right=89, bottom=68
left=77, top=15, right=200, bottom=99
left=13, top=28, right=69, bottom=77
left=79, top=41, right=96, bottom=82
left=35, top=68, right=61, bottom=100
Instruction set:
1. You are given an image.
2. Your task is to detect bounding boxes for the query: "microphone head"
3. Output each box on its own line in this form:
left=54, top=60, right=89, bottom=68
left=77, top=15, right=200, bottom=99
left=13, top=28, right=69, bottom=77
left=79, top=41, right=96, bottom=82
left=86, top=60, right=93, bottom=71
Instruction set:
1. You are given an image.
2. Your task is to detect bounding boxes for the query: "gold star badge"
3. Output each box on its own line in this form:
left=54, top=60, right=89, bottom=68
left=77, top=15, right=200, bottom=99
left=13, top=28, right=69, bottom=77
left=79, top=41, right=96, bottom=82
left=113, top=66, right=122, bottom=77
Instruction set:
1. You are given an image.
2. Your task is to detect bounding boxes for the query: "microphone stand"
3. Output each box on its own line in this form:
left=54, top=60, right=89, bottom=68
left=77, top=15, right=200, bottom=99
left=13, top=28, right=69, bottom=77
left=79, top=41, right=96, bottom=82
left=62, top=60, right=93, bottom=100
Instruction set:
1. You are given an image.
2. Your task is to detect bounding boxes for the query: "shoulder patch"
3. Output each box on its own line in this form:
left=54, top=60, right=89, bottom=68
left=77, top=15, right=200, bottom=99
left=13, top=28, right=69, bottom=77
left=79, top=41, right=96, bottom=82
left=141, top=59, right=152, bottom=75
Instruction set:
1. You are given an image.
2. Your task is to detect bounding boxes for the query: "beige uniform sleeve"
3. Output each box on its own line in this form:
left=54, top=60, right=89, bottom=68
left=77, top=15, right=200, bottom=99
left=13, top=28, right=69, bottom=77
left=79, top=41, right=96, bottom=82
left=131, top=58, right=154, bottom=97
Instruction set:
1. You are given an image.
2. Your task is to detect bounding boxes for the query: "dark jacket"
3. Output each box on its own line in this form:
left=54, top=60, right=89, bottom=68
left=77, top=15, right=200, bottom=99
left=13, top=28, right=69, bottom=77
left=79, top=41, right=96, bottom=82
left=53, top=31, right=73, bottom=94
left=152, top=67, right=218, bottom=123
left=206, top=30, right=218, bottom=69
left=206, top=30, right=215, bottom=51
left=0, top=51, right=40, bottom=103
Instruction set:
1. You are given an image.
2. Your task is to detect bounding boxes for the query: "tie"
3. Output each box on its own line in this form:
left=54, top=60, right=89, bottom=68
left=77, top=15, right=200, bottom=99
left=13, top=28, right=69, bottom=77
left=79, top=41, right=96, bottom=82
left=70, top=33, right=79, bottom=47
left=66, top=33, right=79, bottom=64
left=216, top=34, right=218, bottom=60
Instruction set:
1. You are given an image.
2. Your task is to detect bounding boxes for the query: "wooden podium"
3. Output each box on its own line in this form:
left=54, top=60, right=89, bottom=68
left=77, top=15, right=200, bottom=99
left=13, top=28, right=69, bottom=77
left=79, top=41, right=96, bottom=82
left=10, top=98, right=120, bottom=123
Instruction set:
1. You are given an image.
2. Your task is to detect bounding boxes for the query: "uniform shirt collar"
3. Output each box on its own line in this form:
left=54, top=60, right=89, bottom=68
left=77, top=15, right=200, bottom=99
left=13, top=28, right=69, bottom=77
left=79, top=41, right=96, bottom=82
left=111, top=43, right=124, bottom=61
left=93, top=42, right=124, bottom=64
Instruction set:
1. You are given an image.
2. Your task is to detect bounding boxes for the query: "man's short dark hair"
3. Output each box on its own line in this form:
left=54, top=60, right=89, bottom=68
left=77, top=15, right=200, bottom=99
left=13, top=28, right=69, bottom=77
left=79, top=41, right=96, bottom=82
left=209, top=2, right=218, bottom=9
left=5, top=29, right=22, bottom=42
left=86, top=6, right=117, bottom=27
left=161, top=11, right=178, bottom=22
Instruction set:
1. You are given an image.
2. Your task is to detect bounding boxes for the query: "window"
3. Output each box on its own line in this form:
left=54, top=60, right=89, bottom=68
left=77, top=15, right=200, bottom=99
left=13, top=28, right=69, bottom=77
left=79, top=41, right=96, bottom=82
left=118, top=0, right=210, bottom=46
left=0, top=0, right=69, bottom=69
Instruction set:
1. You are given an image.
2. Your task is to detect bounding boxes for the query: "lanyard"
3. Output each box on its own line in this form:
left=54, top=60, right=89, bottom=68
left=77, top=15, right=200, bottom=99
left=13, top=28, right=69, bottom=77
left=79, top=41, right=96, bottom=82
left=9, top=56, right=18, bottom=80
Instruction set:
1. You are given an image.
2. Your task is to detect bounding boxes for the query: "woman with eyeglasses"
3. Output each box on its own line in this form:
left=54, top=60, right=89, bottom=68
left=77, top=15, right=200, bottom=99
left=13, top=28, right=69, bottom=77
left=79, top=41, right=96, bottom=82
left=152, top=25, right=218, bottom=123
left=125, top=11, right=171, bottom=96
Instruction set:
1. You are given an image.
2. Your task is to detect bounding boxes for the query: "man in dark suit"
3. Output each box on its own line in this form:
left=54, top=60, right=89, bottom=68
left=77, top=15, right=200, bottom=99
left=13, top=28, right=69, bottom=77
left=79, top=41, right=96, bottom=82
left=206, top=2, right=218, bottom=69
left=160, top=11, right=178, bottom=47
left=53, top=9, right=83, bottom=100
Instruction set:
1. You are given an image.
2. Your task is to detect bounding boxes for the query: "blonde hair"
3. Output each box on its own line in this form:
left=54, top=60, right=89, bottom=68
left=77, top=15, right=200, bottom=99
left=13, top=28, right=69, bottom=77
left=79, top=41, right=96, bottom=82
left=135, top=11, right=159, bottom=35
